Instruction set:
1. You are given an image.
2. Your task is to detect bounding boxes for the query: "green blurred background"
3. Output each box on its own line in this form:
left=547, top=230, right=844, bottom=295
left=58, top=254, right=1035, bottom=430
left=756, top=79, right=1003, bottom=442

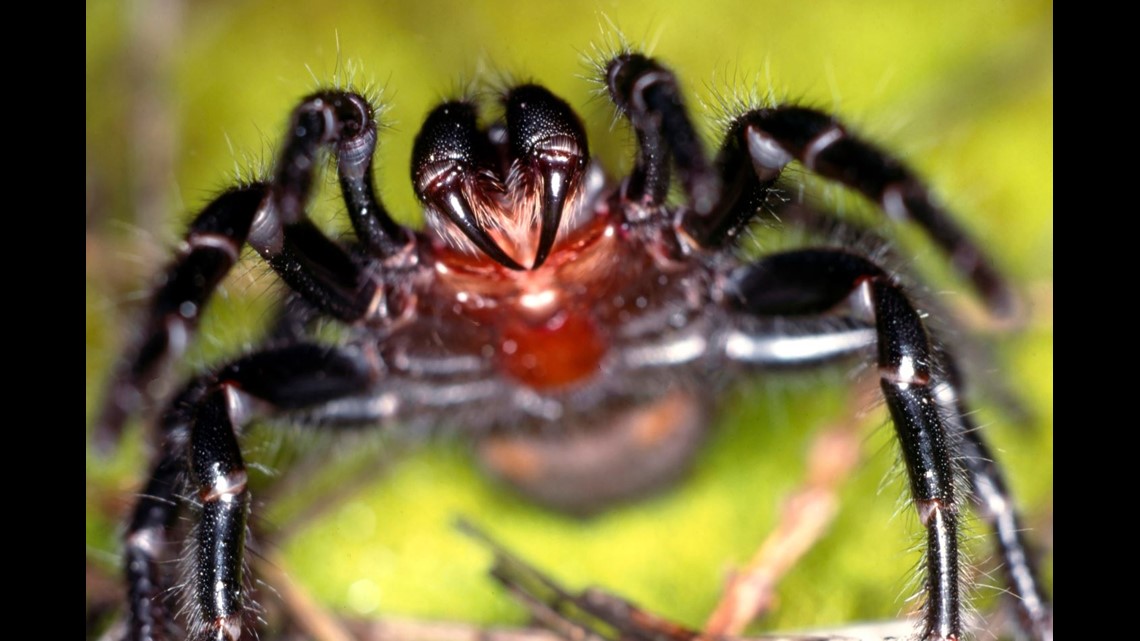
left=87, top=0, right=1052, bottom=636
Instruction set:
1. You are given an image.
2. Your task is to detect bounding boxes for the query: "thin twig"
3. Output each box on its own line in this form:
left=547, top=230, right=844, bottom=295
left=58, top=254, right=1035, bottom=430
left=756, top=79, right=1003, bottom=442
left=704, top=380, right=873, bottom=635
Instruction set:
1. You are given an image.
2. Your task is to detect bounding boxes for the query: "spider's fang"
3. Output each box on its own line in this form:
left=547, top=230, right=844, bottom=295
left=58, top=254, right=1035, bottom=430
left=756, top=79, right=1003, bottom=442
left=532, top=144, right=578, bottom=269
left=434, top=171, right=525, bottom=271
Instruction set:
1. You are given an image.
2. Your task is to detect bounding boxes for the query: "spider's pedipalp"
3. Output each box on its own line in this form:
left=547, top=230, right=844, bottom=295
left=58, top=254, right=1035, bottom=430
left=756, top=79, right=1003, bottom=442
left=329, top=92, right=414, bottom=259
left=605, top=53, right=719, bottom=214
left=250, top=90, right=416, bottom=322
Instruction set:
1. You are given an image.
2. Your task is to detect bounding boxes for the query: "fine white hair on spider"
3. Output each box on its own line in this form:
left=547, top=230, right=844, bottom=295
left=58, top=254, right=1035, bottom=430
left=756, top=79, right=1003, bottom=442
left=86, top=8, right=1048, bottom=638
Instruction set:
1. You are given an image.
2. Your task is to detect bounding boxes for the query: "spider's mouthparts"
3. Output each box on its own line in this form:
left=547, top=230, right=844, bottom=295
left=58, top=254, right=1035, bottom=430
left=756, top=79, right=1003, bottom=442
left=411, top=88, right=593, bottom=271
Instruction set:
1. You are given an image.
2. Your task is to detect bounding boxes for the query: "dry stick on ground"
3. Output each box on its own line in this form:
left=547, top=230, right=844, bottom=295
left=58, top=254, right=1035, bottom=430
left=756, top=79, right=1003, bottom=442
left=704, top=379, right=875, bottom=636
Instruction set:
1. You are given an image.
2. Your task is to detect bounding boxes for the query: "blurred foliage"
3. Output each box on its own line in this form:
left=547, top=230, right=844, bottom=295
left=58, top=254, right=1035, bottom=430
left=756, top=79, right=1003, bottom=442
left=87, top=0, right=1052, bottom=635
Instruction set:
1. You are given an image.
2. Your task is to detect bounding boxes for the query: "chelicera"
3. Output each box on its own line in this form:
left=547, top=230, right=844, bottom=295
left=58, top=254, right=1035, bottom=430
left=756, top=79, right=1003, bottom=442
left=94, top=51, right=1051, bottom=641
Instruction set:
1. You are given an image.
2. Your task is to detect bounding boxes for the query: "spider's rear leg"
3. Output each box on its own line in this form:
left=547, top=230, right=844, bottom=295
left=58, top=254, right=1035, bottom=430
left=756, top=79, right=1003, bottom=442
left=724, top=248, right=1050, bottom=640
left=124, top=344, right=380, bottom=641
left=727, top=249, right=963, bottom=640
left=94, top=90, right=412, bottom=447
left=694, top=107, right=1016, bottom=318
left=94, top=185, right=264, bottom=448
left=938, top=355, right=1053, bottom=639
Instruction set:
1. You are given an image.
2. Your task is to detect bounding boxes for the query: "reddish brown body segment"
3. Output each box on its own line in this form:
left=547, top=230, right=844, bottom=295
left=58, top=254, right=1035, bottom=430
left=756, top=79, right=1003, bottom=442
left=500, top=311, right=606, bottom=389
left=431, top=210, right=636, bottom=391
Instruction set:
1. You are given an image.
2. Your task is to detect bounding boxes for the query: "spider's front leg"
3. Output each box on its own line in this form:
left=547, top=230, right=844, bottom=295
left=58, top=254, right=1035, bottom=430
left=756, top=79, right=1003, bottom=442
left=124, top=345, right=380, bottom=641
left=94, top=90, right=411, bottom=447
left=723, top=248, right=1050, bottom=640
left=694, top=105, right=1016, bottom=317
left=602, top=52, right=1014, bottom=317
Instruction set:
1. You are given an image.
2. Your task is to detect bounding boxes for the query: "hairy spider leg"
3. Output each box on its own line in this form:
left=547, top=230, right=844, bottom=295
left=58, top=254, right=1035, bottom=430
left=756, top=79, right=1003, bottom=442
left=722, top=107, right=1014, bottom=317
left=124, top=452, right=180, bottom=641
left=720, top=249, right=1049, bottom=639
left=124, top=345, right=380, bottom=641
left=94, top=91, right=415, bottom=448
left=104, top=91, right=418, bottom=640
left=94, top=186, right=263, bottom=449
left=938, top=354, right=1053, bottom=639
left=726, top=249, right=962, bottom=639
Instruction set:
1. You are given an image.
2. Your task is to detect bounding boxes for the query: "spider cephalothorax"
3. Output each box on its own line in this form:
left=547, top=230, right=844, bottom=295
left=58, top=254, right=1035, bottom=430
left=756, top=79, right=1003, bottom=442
left=95, top=51, right=1051, bottom=641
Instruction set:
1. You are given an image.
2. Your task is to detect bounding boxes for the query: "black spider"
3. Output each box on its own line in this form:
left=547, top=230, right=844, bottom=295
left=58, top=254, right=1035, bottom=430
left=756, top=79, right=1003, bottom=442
left=92, top=51, right=1051, bottom=641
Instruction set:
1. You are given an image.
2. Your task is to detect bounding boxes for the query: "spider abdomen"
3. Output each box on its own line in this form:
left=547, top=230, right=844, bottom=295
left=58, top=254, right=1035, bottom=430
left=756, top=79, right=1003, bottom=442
left=477, top=387, right=712, bottom=514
